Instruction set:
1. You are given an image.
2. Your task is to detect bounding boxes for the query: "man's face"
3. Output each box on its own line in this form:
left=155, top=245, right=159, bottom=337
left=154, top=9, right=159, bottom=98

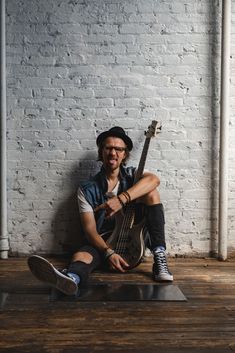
left=102, top=137, right=127, bottom=171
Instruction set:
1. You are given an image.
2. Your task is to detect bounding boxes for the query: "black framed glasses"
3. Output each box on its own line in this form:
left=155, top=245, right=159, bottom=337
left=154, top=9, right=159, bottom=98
left=104, top=146, right=126, bottom=153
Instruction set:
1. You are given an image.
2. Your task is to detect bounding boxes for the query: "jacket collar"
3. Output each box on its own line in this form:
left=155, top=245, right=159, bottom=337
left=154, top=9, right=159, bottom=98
left=97, top=164, right=128, bottom=193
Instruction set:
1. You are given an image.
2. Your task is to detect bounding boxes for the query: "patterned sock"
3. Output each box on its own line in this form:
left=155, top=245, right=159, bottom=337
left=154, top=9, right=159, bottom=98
left=153, top=246, right=166, bottom=254
left=66, top=272, right=81, bottom=286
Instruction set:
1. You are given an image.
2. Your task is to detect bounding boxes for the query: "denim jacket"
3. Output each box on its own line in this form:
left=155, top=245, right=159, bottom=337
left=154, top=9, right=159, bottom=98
left=79, top=165, right=136, bottom=234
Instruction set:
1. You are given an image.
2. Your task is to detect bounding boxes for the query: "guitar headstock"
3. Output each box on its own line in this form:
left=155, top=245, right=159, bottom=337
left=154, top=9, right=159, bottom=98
left=145, top=120, right=162, bottom=138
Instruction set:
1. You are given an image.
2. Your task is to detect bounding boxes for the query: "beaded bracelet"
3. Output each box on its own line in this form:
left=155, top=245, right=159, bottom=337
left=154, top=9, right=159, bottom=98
left=117, top=195, right=125, bottom=207
left=122, top=191, right=131, bottom=203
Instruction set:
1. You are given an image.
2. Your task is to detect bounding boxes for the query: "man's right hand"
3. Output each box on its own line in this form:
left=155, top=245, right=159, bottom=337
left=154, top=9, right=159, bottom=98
left=108, top=253, right=129, bottom=273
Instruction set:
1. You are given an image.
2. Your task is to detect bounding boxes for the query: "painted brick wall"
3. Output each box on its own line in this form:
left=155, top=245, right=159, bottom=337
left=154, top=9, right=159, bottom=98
left=6, top=0, right=235, bottom=256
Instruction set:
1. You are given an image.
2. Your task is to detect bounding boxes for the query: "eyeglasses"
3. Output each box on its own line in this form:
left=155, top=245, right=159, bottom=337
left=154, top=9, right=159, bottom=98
left=104, top=146, right=126, bottom=153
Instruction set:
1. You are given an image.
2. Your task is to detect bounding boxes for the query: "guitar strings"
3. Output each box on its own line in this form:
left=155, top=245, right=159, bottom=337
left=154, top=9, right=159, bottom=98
left=115, top=203, right=135, bottom=255
left=115, top=204, right=130, bottom=254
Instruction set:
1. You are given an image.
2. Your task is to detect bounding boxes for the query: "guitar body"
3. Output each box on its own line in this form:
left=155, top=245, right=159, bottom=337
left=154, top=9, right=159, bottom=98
left=103, top=209, right=146, bottom=269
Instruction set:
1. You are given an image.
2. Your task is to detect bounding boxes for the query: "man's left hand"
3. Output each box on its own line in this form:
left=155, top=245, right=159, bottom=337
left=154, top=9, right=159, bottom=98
left=94, top=196, right=122, bottom=218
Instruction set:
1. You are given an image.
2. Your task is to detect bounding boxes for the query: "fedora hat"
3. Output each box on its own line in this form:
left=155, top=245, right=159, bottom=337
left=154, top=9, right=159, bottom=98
left=96, top=126, right=133, bottom=151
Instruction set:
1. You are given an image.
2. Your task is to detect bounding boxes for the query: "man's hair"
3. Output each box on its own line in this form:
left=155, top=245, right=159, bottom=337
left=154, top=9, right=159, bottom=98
left=97, top=141, right=130, bottom=165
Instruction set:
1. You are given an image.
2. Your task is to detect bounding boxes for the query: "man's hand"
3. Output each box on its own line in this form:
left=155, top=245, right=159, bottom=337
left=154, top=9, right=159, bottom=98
left=94, top=196, right=123, bottom=218
left=108, top=253, right=129, bottom=272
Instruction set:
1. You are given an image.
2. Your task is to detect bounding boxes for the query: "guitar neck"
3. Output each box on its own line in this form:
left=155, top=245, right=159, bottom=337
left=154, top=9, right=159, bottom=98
left=133, top=137, right=151, bottom=184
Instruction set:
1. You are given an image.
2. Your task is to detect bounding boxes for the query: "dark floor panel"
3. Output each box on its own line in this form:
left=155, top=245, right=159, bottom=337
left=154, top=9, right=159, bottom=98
left=0, top=284, right=186, bottom=310
left=50, top=283, right=187, bottom=302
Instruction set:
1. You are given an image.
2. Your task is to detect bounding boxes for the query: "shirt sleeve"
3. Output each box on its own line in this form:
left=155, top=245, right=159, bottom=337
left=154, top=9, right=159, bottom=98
left=77, top=187, right=93, bottom=213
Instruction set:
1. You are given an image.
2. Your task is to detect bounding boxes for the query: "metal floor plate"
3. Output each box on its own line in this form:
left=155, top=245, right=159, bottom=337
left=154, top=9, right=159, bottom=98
left=50, top=283, right=187, bottom=302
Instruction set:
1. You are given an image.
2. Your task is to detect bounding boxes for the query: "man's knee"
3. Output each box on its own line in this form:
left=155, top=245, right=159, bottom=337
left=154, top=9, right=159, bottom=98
left=72, top=251, right=93, bottom=264
left=139, top=189, right=161, bottom=205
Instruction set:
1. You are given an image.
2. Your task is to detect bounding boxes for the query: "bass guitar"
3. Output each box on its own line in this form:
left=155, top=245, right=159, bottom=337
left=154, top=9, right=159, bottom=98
left=105, top=120, right=162, bottom=269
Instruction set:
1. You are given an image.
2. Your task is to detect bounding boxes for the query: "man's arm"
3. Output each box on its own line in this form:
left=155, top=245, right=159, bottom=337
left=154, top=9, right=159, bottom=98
left=95, top=172, right=160, bottom=218
left=80, top=211, right=109, bottom=253
left=125, top=171, right=160, bottom=201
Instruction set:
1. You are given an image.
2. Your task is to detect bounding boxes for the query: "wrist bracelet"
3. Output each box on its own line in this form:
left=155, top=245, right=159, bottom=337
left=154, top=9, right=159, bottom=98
left=104, top=247, right=115, bottom=259
left=122, top=191, right=131, bottom=203
left=117, top=195, right=125, bottom=207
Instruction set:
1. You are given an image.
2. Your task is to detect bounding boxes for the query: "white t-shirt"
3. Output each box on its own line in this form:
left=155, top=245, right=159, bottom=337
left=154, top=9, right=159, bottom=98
left=77, top=181, right=120, bottom=213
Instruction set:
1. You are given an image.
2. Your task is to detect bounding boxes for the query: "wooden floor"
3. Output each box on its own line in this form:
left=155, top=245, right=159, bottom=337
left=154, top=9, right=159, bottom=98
left=0, top=256, right=235, bottom=353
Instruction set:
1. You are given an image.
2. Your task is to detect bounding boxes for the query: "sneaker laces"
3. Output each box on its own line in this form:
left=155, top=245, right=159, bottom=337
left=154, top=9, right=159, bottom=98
left=154, top=251, right=170, bottom=274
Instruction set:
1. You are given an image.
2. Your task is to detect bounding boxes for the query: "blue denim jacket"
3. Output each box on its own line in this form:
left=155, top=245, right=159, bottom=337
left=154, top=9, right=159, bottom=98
left=79, top=165, right=136, bottom=234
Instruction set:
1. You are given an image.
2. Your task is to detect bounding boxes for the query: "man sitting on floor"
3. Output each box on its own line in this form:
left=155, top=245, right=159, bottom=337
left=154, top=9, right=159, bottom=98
left=28, top=126, right=173, bottom=296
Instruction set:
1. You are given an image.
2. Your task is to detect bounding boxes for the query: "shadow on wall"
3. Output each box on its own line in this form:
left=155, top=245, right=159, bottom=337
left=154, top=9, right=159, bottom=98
left=52, top=155, right=100, bottom=256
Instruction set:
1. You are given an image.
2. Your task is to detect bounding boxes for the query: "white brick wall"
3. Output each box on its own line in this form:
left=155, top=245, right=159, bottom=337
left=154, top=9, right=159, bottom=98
left=5, top=0, right=235, bottom=256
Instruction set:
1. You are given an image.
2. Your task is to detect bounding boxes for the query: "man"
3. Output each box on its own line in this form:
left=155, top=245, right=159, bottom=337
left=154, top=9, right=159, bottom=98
left=28, top=126, right=173, bottom=296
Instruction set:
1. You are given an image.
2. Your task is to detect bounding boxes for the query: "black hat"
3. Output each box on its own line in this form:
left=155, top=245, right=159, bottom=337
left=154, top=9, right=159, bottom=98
left=96, top=126, right=133, bottom=151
